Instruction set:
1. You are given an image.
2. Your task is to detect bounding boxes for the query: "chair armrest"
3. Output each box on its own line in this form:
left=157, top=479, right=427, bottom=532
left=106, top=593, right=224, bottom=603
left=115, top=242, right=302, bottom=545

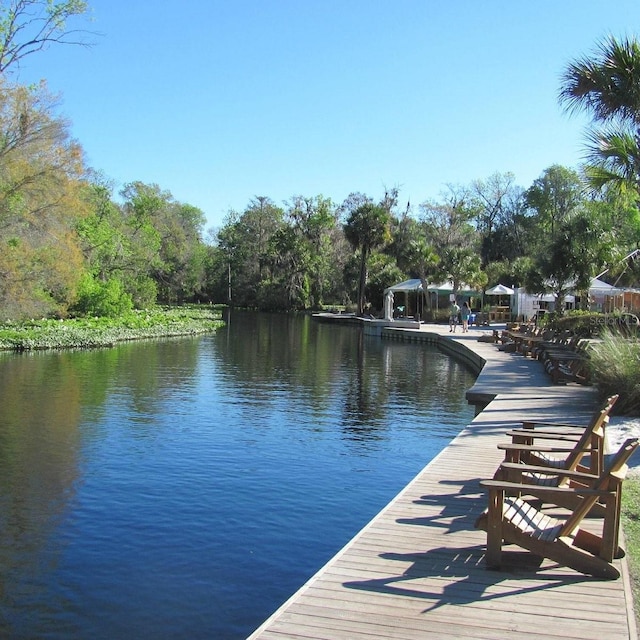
left=480, top=478, right=611, bottom=497
left=506, top=430, right=582, bottom=442
left=521, top=420, right=588, bottom=430
left=498, top=462, right=598, bottom=482
left=497, top=442, right=586, bottom=454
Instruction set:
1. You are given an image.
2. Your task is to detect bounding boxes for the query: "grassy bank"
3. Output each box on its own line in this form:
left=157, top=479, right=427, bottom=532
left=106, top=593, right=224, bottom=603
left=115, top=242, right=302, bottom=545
left=0, top=306, right=224, bottom=350
left=622, top=476, right=640, bottom=627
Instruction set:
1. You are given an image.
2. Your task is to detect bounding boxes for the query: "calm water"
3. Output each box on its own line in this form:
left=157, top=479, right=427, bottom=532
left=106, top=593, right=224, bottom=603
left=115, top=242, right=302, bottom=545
left=0, top=311, right=476, bottom=639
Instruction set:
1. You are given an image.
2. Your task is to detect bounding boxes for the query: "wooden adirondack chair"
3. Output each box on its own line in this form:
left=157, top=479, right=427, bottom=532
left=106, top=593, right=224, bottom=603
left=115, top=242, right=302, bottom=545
left=475, top=438, right=638, bottom=580
left=497, top=434, right=629, bottom=517
left=497, top=395, right=618, bottom=476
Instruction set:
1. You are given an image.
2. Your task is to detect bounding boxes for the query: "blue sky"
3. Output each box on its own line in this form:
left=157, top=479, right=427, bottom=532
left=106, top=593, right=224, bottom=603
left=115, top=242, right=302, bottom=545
left=15, top=0, right=640, bottom=231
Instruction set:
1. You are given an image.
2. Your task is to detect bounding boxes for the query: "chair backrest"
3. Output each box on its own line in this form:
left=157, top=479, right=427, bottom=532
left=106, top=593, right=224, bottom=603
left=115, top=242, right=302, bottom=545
left=561, top=437, right=638, bottom=537
left=563, top=394, right=618, bottom=474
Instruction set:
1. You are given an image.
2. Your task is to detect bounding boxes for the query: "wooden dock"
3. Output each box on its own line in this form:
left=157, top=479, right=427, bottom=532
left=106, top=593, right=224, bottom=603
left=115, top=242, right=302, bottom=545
left=248, top=324, right=637, bottom=640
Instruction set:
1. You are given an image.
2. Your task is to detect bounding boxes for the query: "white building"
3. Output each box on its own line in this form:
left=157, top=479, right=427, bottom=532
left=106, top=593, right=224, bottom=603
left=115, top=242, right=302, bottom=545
left=511, top=277, right=623, bottom=321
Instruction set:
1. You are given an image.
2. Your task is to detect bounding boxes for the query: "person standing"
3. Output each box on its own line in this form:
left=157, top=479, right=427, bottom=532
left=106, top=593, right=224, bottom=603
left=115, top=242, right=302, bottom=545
left=461, top=301, right=471, bottom=333
left=449, top=300, right=460, bottom=332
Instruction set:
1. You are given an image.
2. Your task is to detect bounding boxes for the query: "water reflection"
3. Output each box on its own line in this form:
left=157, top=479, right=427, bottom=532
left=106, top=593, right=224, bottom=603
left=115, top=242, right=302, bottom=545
left=0, top=312, right=476, bottom=639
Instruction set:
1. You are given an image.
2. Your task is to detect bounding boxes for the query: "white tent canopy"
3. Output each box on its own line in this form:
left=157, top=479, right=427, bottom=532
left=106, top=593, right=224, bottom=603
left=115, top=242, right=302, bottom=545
left=383, top=279, right=476, bottom=320
left=485, top=283, right=514, bottom=295
left=383, top=280, right=419, bottom=320
left=539, top=277, right=622, bottom=294
left=384, top=278, right=422, bottom=294
left=427, top=281, right=474, bottom=294
left=587, top=277, right=622, bottom=294
left=383, top=279, right=475, bottom=295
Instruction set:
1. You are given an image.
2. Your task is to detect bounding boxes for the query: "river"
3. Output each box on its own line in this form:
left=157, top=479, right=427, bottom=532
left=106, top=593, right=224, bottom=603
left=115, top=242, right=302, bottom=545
left=0, top=310, right=476, bottom=639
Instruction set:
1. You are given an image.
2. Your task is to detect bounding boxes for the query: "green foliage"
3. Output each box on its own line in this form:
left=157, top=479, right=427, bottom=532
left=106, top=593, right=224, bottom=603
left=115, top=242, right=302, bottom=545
left=442, top=246, right=485, bottom=291
left=343, top=200, right=392, bottom=315
left=0, top=307, right=223, bottom=351
left=520, top=166, right=606, bottom=315
left=76, top=181, right=128, bottom=278
left=0, top=60, right=635, bottom=321
left=285, top=194, right=342, bottom=309
left=420, top=185, right=483, bottom=294
left=560, top=35, right=640, bottom=198
left=524, top=165, right=582, bottom=237
left=471, top=172, right=525, bottom=265
left=483, top=261, right=511, bottom=289
left=76, top=179, right=209, bottom=309
left=366, top=252, right=405, bottom=313
left=388, top=215, right=439, bottom=282
left=343, top=201, right=392, bottom=253
left=128, top=276, right=158, bottom=309
left=539, top=309, right=583, bottom=331
left=422, top=308, right=450, bottom=323
left=72, top=274, right=133, bottom=318
left=342, top=253, right=360, bottom=307
left=4, top=20, right=640, bottom=324
left=215, top=197, right=287, bottom=308
left=256, top=279, right=289, bottom=311
left=0, top=79, right=89, bottom=320
left=540, top=310, right=597, bottom=336
left=589, top=331, right=640, bottom=415
left=540, top=310, right=640, bottom=337
left=193, top=164, right=630, bottom=317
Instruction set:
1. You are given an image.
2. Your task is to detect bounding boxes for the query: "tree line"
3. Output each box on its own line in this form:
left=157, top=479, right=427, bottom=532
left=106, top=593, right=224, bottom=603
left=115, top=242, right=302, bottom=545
left=1, top=2, right=640, bottom=319
left=0, top=77, right=212, bottom=319
left=209, top=167, right=638, bottom=316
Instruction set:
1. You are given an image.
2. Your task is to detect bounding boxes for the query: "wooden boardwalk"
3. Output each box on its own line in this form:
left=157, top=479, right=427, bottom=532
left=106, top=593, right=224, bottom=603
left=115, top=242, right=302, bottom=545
left=248, top=324, right=637, bottom=640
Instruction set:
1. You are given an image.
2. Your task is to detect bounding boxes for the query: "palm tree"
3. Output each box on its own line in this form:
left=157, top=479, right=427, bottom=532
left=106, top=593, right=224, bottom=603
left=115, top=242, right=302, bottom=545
left=343, top=202, right=391, bottom=315
left=559, top=35, right=640, bottom=196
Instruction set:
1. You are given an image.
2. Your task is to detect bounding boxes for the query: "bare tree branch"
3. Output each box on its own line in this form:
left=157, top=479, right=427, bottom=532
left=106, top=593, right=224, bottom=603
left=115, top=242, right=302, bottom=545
left=0, top=0, right=95, bottom=75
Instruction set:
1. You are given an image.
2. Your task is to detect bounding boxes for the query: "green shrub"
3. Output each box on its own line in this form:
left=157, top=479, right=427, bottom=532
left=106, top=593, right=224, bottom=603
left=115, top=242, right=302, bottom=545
left=128, top=276, right=158, bottom=309
left=540, top=310, right=593, bottom=336
left=589, top=330, right=640, bottom=415
left=73, top=275, right=133, bottom=318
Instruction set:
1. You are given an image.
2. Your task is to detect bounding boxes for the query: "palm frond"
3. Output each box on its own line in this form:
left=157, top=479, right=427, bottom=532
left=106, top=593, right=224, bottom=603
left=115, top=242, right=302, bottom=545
left=581, top=125, right=640, bottom=198
left=559, top=35, right=640, bottom=126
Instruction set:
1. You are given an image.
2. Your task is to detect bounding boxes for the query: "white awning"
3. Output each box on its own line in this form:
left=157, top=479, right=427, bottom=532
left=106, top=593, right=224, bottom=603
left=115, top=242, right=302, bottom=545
left=486, top=283, right=514, bottom=295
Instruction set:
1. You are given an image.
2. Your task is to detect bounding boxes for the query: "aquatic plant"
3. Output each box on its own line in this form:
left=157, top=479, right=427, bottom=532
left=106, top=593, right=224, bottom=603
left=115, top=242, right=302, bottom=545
left=0, top=307, right=224, bottom=351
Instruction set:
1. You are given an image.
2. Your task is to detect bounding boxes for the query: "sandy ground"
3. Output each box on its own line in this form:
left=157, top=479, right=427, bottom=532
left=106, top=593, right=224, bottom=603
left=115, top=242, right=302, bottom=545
left=608, top=416, right=640, bottom=474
